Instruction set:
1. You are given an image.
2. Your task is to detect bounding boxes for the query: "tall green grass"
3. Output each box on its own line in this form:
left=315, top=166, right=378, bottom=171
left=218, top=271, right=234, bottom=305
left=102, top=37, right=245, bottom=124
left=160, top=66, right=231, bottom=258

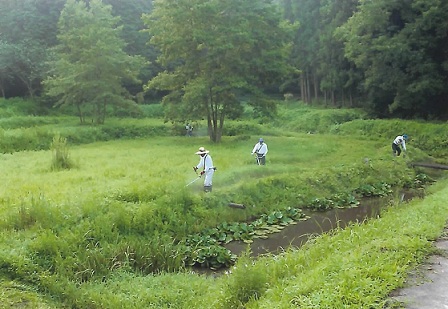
left=11, top=179, right=445, bottom=309
left=1, top=101, right=447, bottom=308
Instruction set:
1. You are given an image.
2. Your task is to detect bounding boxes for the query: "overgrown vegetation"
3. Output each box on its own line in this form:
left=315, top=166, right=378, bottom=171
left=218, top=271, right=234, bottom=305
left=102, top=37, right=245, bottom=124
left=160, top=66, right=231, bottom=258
left=0, top=101, right=447, bottom=308
left=50, top=134, right=74, bottom=170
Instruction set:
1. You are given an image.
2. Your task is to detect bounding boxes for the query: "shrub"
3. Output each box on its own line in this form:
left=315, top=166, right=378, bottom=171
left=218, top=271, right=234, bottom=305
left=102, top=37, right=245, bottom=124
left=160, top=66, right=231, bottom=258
left=140, top=103, right=165, bottom=118
left=220, top=252, right=268, bottom=308
left=50, top=134, right=74, bottom=171
left=0, top=98, right=46, bottom=116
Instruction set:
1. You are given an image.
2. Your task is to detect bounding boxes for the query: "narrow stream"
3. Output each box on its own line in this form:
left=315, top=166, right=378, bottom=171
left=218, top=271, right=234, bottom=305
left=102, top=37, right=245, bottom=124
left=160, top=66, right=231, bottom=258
left=195, top=166, right=441, bottom=275
left=225, top=197, right=387, bottom=257
left=193, top=191, right=422, bottom=275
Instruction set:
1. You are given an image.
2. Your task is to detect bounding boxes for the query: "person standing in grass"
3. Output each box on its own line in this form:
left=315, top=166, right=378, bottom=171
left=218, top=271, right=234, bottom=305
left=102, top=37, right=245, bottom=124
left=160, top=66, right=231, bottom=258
left=392, top=134, right=408, bottom=157
left=185, top=123, right=193, bottom=136
left=193, top=146, right=215, bottom=192
left=251, top=138, right=268, bottom=165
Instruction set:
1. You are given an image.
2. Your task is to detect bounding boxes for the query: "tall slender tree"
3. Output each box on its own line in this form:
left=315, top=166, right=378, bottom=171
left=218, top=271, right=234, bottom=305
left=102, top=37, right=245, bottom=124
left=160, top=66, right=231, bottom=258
left=286, top=0, right=322, bottom=104
left=44, top=0, right=145, bottom=124
left=143, top=0, right=293, bottom=142
left=318, top=0, right=361, bottom=107
left=0, top=41, right=16, bottom=98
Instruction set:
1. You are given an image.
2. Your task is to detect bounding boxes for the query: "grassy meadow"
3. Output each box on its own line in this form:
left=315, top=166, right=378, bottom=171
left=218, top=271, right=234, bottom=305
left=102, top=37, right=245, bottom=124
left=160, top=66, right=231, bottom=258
left=1, top=100, right=448, bottom=308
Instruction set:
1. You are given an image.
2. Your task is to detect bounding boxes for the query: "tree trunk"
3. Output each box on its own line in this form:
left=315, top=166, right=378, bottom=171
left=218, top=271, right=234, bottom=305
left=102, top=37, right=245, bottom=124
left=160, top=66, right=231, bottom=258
left=217, top=107, right=225, bottom=142
left=313, top=73, right=318, bottom=102
left=100, top=99, right=107, bottom=124
left=306, top=70, right=311, bottom=104
left=0, top=84, right=5, bottom=99
left=17, top=76, right=34, bottom=99
left=300, top=74, right=305, bottom=102
left=76, top=103, right=84, bottom=124
left=207, top=87, right=218, bottom=142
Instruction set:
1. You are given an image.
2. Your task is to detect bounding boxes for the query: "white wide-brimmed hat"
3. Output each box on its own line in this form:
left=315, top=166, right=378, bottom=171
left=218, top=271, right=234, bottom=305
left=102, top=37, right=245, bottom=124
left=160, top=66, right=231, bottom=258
left=195, top=146, right=209, bottom=155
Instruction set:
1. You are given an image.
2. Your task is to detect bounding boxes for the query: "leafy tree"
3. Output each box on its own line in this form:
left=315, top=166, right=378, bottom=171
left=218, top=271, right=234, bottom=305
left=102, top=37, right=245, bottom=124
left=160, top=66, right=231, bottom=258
left=143, top=0, right=293, bottom=142
left=44, top=0, right=146, bottom=124
left=9, top=40, right=50, bottom=99
left=0, top=0, right=63, bottom=98
left=318, top=0, right=361, bottom=107
left=285, top=0, right=322, bottom=104
left=104, top=0, right=157, bottom=98
left=338, top=0, right=448, bottom=118
left=0, top=41, right=16, bottom=98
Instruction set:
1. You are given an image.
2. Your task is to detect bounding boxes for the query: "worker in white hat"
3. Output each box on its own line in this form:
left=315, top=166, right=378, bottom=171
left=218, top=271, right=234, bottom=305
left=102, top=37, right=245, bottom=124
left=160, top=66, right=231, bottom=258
left=193, top=147, right=216, bottom=192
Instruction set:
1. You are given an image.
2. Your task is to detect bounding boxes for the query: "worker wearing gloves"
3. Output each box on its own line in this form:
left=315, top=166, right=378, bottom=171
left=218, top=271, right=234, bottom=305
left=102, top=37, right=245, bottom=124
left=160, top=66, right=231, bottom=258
left=193, top=147, right=215, bottom=192
left=392, top=134, right=408, bottom=157
left=251, top=138, right=268, bottom=165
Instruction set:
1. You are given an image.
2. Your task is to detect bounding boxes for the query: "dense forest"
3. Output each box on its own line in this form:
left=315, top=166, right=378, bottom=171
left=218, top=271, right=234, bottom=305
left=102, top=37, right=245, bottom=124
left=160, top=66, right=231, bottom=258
left=1, top=0, right=447, bottom=123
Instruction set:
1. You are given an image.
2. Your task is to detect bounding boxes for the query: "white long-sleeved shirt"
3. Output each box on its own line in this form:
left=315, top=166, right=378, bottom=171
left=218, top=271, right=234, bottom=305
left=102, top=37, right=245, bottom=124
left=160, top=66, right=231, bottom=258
left=196, top=154, right=214, bottom=171
left=252, top=142, right=268, bottom=156
left=393, top=136, right=406, bottom=151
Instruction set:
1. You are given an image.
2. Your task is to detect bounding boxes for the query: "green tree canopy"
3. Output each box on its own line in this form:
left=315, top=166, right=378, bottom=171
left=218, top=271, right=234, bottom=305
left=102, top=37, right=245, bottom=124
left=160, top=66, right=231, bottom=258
left=337, top=0, right=448, bottom=118
left=0, top=0, right=65, bottom=98
left=0, top=41, right=16, bottom=98
left=44, top=0, right=146, bottom=124
left=143, top=0, right=293, bottom=142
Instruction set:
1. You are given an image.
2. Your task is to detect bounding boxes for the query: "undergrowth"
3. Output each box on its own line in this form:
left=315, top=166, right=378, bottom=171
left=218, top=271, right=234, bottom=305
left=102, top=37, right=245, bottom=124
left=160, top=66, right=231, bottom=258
left=0, top=100, right=447, bottom=308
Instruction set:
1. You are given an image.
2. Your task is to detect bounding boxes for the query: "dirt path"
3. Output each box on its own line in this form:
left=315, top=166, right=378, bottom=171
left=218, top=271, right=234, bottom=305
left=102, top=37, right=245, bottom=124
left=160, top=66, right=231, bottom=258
left=389, top=228, right=448, bottom=308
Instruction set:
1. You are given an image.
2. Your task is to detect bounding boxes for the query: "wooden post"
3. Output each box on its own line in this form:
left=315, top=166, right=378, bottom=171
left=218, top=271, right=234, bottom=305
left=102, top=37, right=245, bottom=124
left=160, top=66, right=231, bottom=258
left=228, top=203, right=246, bottom=209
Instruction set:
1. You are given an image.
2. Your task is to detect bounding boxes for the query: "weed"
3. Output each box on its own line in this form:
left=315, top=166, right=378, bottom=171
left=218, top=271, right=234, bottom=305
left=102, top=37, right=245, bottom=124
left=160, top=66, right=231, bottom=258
left=50, top=134, right=74, bottom=171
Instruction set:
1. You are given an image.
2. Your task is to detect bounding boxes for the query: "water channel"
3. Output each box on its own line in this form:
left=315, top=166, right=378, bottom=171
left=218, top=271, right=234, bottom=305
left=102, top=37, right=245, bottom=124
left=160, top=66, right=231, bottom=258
left=224, top=191, right=419, bottom=258
left=193, top=195, right=401, bottom=276
left=194, top=164, right=443, bottom=275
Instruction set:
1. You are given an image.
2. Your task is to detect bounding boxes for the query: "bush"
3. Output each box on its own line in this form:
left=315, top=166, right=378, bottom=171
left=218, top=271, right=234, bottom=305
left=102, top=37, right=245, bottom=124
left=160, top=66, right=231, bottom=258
left=220, top=252, right=268, bottom=308
left=333, top=119, right=448, bottom=160
left=140, top=103, right=165, bottom=118
left=50, top=134, right=74, bottom=171
left=0, top=127, right=53, bottom=153
left=0, top=98, right=47, bottom=116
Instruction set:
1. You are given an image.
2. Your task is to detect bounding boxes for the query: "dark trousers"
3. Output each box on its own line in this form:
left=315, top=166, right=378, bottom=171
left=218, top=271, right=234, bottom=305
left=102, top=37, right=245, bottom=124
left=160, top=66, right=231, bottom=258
left=256, top=153, right=266, bottom=165
left=392, top=143, right=401, bottom=156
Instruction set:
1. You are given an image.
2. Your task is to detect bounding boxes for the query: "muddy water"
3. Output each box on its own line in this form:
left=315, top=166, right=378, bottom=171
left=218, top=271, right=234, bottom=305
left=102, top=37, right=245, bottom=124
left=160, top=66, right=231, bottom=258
left=225, top=196, right=391, bottom=257
left=223, top=165, right=440, bottom=259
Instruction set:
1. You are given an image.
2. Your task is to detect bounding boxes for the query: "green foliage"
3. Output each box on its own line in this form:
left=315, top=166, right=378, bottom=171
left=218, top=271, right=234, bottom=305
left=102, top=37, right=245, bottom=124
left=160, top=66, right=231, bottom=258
left=222, top=122, right=263, bottom=137
left=0, top=279, right=58, bottom=309
left=332, top=118, right=448, bottom=159
left=0, top=104, right=447, bottom=307
left=0, top=98, right=46, bottom=117
left=140, top=103, right=165, bottom=118
left=355, top=182, right=392, bottom=197
left=50, top=134, right=74, bottom=171
left=44, top=0, right=146, bottom=124
left=0, top=127, right=53, bottom=153
left=144, top=0, right=294, bottom=142
left=221, top=253, right=269, bottom=308
left=0, top=118, right=172, bottom=153
left=276, top=103, right=367, bottom=133
left=183, top=206, right=307, bottom=269
left=185, top=244, right=237, bottom=270
left=338, top=0, right=448, bottom=118
left=0, top=116, right=61, bottom=130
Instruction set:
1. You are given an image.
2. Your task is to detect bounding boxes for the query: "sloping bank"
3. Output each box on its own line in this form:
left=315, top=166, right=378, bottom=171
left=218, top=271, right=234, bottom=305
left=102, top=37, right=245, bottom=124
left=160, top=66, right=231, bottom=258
left=204, top=176, right=448, bottom=308
left=58, top=175, right=448, bottom=308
